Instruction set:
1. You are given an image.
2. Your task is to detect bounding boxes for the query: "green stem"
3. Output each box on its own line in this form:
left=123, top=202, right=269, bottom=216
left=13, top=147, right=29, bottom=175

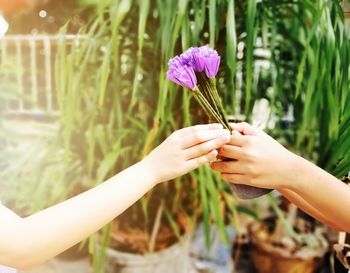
left=208, top=77, right=231, bottom=129
left=193, top=91, right=222, bottom=125
left=193, top=88, right=229, bottom=129
left=196, top=74, right=231, bottom=129
left=198, top=73, right=220, bottom=114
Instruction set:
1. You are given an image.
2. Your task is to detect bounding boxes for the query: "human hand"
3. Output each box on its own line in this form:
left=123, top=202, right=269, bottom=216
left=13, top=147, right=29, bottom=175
left=142, top=124, right=231, bottom=185
left=210, top=122, right=296, bottom=190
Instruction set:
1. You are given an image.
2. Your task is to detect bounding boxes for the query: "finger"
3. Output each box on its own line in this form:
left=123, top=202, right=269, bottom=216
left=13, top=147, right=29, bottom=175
left=210, top=160, right=243, bottom=174
left=174, top=123, right=223, bottom=137
left=220, top=173, right=246, bottom=184
left=186, top=150, right=217, bottom=171
left=184, top=133, right=230, bottom=160
left=182, top=129, right=230, bottom=149
left=218, top=144, right=244, bottom=160
left=228, top=131, right=247, bottom=147
left=229, top=122, right=258, bottom=136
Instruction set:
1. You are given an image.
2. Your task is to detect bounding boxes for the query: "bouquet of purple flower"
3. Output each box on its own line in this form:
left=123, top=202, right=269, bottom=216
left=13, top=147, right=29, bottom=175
left=167, top=46, right=272, bottom=200
left=167, top=46, right=231, bottom=130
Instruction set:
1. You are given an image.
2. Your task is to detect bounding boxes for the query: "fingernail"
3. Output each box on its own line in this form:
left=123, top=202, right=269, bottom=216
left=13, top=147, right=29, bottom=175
left=208, top=150, right=218, bottom=162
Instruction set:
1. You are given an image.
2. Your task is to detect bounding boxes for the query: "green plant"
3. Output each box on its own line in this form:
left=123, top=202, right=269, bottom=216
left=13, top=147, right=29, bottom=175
left=2, top=1, right=350, bottom=272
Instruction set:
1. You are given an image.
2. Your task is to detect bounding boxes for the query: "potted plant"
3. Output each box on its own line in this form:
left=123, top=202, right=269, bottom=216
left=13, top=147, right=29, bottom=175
left=249, top=199, right=329, bottom=273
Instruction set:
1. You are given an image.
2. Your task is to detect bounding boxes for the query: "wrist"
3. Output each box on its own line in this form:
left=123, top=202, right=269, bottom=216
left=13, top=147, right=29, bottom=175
left=138, top=158, right=161, bottom=187
left=278, top=152, right=312, bottom=192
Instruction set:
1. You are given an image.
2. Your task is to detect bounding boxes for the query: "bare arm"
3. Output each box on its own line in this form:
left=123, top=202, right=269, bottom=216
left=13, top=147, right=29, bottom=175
left=278, top=188, right=343, bottom=231
left=0, top=162, right=156, bottom=269
left=281, top=154, right=350, bottom=232
left=0, top=124, right=230, bottom=269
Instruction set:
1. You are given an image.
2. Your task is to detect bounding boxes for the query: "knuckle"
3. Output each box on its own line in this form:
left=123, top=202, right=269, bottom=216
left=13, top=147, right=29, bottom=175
left=245, top=150, right=256, bottom=160
left=248, top=166, right=259, bottom=179
left=244, top=137, right=253, bottom=146
left=245, top=163, right=255, bottom=174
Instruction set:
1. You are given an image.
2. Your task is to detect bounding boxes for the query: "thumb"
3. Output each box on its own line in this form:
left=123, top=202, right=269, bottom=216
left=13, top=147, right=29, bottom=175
left=230, top=122, right=259, bottom=136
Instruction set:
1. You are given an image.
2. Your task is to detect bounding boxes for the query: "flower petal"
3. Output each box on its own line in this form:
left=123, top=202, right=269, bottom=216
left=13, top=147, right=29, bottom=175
left=167, top=63, right=197, bottom=90
left=204, top=56, right=220, bottom=78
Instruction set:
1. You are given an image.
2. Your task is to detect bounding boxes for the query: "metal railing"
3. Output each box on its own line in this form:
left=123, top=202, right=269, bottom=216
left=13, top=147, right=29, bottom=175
left=0, top=34, right=85, bottom=117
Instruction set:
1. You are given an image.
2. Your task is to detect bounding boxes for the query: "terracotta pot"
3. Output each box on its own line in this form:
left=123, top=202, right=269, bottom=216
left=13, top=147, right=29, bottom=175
left=250, top=244, right=324, bottom=273
left=248, top=222, right=328, bottom=273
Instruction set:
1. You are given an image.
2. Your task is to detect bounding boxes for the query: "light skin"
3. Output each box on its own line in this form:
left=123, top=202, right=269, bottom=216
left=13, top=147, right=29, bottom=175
left=210, top=122, right=350, bottom=233
left=0, top=124, right=231, bottom=269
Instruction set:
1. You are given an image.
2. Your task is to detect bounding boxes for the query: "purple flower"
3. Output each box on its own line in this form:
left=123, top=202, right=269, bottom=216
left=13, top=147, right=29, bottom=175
left=167, top=46, right=220, bottom=88
left=196, top=46, right=220, bottom=78
left=167, top=57, right=197, bottom=90
left=183, top=47, right=205, bottom=72
left=167, top=46, right=230, bottom=131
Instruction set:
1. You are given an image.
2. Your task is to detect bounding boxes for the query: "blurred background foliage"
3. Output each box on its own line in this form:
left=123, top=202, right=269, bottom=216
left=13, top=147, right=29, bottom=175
left=0, top=0, right=349, bottom=265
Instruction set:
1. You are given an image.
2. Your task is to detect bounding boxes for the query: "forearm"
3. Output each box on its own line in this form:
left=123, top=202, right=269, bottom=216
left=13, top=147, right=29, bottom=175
left=279, top=188, right=343, bottom=231
left=282, top=154, right=350, bottom=232
left=1, top=161, right=156, bottom=269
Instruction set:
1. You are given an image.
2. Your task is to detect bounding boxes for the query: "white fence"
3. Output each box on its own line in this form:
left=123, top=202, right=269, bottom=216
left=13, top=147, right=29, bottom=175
left=0, top=34, right=84, bottom=117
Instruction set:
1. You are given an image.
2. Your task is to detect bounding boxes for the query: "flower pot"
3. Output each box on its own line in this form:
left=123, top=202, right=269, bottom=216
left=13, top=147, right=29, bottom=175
left=104, top=236, right=191, bottom=273
left=248, top=221, right=328, bottom=273
left=250, top=244, right=324, bottom=273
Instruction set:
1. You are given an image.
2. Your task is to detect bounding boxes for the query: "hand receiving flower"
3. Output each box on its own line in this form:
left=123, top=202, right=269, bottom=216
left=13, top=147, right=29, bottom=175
left=142, top=123, right=230, bottom=185
left=210, top=122, right=296, bottom=190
